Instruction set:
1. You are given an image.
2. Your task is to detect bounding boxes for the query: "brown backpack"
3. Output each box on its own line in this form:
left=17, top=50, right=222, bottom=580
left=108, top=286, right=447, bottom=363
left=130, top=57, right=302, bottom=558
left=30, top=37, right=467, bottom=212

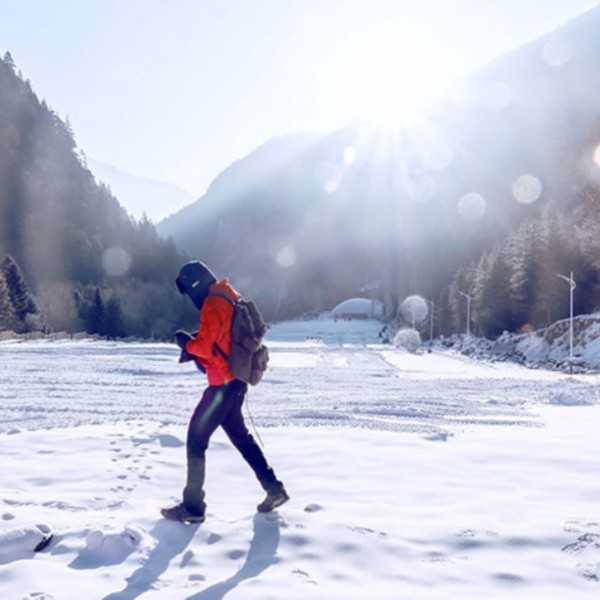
left=210, top=291, right=269, bottom=385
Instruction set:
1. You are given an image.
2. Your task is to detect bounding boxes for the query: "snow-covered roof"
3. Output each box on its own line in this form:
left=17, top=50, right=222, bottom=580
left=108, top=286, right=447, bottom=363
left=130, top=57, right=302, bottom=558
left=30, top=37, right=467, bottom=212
left=330, top=297, right=383, bottom=319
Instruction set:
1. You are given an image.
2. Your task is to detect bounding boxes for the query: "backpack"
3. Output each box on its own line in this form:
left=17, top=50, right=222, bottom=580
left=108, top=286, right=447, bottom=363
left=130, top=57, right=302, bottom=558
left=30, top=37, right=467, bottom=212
left=209, top=291, right=269, bottom=385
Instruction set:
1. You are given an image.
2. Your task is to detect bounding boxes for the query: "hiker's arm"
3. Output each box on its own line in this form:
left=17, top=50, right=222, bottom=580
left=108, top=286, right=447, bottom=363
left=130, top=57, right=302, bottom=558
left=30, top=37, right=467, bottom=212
left=186, top=301, right=219, bottom=360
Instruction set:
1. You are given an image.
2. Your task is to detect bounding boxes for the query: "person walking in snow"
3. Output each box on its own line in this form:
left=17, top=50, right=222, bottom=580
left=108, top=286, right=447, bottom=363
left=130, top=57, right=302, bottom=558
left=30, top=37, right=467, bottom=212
left=161, top=260, right=288, bottom=524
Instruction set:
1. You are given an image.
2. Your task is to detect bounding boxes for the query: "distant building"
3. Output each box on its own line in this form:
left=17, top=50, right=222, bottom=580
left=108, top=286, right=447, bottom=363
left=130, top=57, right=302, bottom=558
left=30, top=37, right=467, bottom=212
left=330, top=298, right=384, bottom=320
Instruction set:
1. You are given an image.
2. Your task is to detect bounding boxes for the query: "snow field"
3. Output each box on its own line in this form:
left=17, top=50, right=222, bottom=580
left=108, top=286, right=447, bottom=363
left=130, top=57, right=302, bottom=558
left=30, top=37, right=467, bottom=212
left=1, top=320, right=600, bottom=598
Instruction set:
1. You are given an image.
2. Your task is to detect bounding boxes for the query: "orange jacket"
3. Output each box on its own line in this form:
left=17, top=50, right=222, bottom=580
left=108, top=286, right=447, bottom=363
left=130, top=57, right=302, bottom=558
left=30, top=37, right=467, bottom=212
left=186, top=279, right=240, bottom=386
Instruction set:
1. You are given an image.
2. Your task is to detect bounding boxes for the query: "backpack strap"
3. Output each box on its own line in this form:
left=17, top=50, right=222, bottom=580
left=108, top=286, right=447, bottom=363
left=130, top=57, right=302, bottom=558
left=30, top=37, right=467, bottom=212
left=208, top=290, right=236, bottom=305
left=213, top=341, right=229, bottom=361
left=208, top=290, right=235, bottom=360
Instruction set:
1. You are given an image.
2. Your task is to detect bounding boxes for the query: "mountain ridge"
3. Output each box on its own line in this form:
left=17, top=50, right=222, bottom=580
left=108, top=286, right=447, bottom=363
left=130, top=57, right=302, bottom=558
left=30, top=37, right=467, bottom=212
left=88, top=158, right=194, bottom=222
left=156, top=4, right=600, bottom=328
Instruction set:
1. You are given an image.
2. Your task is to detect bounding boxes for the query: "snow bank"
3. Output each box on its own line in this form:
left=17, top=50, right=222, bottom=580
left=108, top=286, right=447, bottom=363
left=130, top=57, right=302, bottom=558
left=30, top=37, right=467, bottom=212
left=0, top=524, right=52, bottom=564
left=449, top=313, right=600, bottom=372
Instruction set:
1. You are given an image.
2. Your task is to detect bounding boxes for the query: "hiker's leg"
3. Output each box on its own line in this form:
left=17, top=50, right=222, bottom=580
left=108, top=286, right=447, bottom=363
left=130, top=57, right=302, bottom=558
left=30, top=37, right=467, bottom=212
left=183, top=384, right=230, bottom=514
left=221, top=380, right=283, bottom=493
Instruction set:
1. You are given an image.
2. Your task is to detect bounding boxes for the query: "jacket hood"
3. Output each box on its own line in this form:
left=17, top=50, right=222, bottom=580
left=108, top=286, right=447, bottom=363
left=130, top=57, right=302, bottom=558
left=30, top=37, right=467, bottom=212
left=176, top=261, right=218, bottom=310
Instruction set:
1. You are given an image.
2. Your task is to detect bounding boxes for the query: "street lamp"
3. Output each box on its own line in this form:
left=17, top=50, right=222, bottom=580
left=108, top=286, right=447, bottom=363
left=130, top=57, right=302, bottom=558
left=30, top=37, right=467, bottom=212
left=557, top=271, right=576, bottom=373
left=425, top=298, right=435, bottom=347
left=459, top=291, right=472, bottom=337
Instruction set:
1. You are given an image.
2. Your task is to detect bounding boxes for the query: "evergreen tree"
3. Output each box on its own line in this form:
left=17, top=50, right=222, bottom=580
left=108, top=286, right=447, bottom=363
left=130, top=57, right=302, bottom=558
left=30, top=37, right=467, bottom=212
left=533, top=213, right=573, bottom=327
left=472, top=245, right=512, bottom=337
left=507, top=222, right=539, bottom=331
left=0, top=271, right=14, bottom=330
left=88, top=288, right=106, bottom=335
left=2, top=51, right=15, bottom=71
left=1, top=255, right=37, bottom=331
left=104, top=296, right=127, bottom=339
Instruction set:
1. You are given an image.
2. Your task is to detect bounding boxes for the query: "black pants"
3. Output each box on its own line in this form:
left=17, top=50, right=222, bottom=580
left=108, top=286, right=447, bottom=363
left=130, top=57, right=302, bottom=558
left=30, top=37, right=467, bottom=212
left=183, top=379, right=281, bottom=515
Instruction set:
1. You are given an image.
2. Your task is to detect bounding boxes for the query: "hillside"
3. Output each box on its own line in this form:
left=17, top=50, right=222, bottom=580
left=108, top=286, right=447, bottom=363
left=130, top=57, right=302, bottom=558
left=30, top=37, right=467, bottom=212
left=0, top=52, right=191, bottom=338
left=158, top=6, right=600, bottom=330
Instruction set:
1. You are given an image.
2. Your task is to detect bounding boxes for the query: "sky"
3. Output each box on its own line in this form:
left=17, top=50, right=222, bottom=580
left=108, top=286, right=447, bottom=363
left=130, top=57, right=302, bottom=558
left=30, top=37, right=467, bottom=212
left=1, top=0, right=599, bottom=200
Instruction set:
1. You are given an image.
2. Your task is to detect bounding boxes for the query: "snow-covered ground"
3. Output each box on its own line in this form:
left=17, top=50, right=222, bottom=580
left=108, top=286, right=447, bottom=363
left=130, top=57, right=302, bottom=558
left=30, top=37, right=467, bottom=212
left=1, top=318, right=600, bottom=599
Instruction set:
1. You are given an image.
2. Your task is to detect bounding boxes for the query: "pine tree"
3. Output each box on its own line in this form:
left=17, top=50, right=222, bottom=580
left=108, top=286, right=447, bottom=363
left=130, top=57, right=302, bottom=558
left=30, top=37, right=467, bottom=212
left=507, top=222, right=539, bottom=331
left=472, top=245, right=512, bottom=338
left=0, top=271, right=14, bottom=330
left=1, top=255, right=37, bottom=331
left=104, top=296, right=127, bottom=339
left=3, top=51, right=15, bottom=71
left=88, top=288, right=106, bottom=335
left=533, top=213, right=573, bottom=327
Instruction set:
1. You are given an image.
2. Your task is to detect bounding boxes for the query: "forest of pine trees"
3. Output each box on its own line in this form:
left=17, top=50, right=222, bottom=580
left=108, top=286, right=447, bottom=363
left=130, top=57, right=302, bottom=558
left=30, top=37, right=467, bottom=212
left=449, top=193, right=600, bottom=338
left=0, top=52, right=195, bottom=339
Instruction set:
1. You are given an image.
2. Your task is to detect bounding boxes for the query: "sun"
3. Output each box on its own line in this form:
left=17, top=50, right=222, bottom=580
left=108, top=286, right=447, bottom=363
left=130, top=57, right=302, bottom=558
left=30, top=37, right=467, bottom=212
left=322, top=23, right=455, bottom=129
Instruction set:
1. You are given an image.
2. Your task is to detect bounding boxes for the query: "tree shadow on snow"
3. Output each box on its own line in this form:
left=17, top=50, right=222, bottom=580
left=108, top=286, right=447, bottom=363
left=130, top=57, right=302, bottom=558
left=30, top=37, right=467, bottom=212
left=186, top=512, right=281, bottom=600
left=101, top=519, right=198, bottom=599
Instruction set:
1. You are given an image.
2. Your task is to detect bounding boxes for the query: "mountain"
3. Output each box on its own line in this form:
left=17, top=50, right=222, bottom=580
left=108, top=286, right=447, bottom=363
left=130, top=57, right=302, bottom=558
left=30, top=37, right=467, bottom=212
left=0, top=52, right=191, bottom=338
left=87, top=158, right=194, bottom=222
left=157, top=6, right=600, bottom=330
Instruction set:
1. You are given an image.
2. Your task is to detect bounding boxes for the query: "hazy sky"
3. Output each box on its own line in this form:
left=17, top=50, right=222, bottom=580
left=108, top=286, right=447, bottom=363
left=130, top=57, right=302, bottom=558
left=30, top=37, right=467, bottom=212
left=1, top=0, right=598, bottom=198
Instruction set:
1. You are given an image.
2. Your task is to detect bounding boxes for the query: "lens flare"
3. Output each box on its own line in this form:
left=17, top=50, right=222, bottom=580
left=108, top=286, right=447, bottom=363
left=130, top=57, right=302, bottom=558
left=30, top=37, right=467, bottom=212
left=315, top=162, right=342, bottom=193
left=393, top=328, right=421, bottom=353
left=343, top=146, right=357, bottom=166
left=542, top=36, right=573, bottom=67
left=276, top=246, right=296, bottom=268
left=102, top=247, right=132, bottom=277
left=457, top=193, right=486, bottom=222
left=512, top=174, right=542, bottom=204
left=400, top=295, right=429, bottom=326
left=593, top=145, right=600, bottom=168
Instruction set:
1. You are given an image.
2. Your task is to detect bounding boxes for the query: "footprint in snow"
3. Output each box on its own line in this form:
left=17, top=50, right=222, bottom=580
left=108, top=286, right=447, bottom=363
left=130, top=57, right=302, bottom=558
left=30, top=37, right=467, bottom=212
left=292, top=568, right=317, bottom=585
left=575, top=562, right=600, bottom=582
left=69, top=525, right=148, bottom=569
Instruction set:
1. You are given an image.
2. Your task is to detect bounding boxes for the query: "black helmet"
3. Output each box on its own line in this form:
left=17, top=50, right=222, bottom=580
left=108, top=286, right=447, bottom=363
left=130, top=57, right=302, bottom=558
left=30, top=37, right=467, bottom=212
left=176, top=261, right=217, bottom=310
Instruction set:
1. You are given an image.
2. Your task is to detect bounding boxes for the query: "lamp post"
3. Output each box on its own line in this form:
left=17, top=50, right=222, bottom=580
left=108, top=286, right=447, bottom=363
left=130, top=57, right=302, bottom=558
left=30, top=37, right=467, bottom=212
left=458, top=291, right=472, bottom=337
left=426, top=298, right=435, bottom=347
left=557, top=272, right=576, bottom=374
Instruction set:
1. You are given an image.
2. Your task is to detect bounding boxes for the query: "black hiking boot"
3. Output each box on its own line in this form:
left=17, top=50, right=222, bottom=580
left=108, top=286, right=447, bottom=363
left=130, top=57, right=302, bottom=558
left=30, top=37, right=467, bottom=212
left=161, top=503, right=205, bottom=524
left=257, top=488, right=290, bottom=513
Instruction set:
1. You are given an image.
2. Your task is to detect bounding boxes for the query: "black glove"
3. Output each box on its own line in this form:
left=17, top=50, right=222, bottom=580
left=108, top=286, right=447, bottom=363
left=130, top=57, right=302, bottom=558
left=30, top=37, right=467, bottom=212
left=174, top=329, right=193, bottom=350
left=174, top=330, right=206, bottom=373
